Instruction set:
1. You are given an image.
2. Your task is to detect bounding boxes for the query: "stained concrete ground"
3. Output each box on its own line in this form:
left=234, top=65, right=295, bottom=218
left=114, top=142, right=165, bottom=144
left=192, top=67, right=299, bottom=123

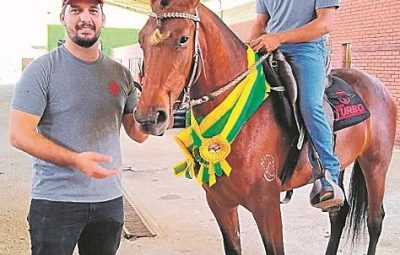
left=1, top=84, right=399, bottom=255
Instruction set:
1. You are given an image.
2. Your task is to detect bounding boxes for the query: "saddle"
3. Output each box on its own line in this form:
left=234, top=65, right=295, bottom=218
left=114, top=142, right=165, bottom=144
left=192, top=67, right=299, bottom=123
left=261, top=51, right=370, bottom=211
left=262, top=51, right=370, bottom=134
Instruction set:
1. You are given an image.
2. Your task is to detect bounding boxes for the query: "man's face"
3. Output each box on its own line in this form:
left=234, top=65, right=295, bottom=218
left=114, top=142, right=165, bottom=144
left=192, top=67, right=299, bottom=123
left=61, top=0, right=104, bottom=48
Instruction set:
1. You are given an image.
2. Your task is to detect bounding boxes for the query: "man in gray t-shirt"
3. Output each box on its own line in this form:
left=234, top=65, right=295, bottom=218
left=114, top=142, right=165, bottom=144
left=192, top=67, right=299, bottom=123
left=9, top=0, right=148, bottom=254
left=249, top=0, right=344, bottom=212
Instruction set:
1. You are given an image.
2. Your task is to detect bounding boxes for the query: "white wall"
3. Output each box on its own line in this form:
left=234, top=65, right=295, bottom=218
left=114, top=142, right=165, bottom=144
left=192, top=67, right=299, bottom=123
left=0, top=0, right=251, bottom=85
left=0, top=1, right=52, bottom=84
left=0, top=0, right=147, bottom=85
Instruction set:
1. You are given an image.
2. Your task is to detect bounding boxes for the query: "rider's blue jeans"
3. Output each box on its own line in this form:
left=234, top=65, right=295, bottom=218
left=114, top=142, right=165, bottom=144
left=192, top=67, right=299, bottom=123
left=279, top=41, right=340, bottom=189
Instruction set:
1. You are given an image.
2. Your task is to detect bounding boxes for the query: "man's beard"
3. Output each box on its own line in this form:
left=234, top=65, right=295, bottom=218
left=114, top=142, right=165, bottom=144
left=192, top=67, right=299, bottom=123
left=72, top=35, right=99, bottom=48
left=68, top=23, right=100, bottom=48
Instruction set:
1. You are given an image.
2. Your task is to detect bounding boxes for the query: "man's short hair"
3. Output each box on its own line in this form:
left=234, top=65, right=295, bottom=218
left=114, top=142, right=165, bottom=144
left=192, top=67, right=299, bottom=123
left=63, top=0, right=104, bottom=5
left=61, top=0, right=104, bottom=15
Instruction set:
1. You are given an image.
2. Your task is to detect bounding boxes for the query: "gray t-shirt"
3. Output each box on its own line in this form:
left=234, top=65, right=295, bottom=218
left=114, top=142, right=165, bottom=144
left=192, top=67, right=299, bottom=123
left=255, top=0, right=340, bottom=42
left=11, top=45, right=138, bottom=202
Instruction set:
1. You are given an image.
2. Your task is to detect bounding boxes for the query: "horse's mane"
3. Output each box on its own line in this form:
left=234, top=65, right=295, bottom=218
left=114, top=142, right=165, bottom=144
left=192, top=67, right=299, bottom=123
left=199, top=4, right=247, bottom=51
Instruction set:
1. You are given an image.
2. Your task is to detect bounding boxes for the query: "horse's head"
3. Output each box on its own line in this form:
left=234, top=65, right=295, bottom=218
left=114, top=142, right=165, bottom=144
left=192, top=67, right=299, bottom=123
left=134, top=0, right=201, bottom=135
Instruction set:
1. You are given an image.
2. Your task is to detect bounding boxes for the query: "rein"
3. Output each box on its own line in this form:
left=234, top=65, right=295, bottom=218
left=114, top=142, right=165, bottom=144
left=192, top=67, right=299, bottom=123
left=147, top=8, right=270, bottom=109
left=187, top=53, right=270, bottom=108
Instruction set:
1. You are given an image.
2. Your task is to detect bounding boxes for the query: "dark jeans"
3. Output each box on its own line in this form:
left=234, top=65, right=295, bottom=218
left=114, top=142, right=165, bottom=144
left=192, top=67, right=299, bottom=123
left=28, top=197, right=124, bottom=255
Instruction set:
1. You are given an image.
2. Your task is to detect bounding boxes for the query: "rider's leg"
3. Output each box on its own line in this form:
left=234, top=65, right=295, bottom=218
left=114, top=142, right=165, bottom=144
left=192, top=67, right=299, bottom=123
left=279, top=41, right=340, bottom=191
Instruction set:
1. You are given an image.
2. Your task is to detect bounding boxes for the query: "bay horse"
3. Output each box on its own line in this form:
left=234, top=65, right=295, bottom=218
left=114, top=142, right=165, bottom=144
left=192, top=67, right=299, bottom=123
left=134, top=0, right=397, bottom=254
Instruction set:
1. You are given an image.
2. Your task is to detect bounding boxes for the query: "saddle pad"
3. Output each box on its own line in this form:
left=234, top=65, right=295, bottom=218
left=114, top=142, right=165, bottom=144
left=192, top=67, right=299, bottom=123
left=326, top=76, right=370, bottom=131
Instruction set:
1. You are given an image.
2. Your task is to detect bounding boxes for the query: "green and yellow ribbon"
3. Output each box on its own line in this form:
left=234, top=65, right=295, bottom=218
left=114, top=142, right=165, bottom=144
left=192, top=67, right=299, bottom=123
left=173, top=48, right=270, bottom=186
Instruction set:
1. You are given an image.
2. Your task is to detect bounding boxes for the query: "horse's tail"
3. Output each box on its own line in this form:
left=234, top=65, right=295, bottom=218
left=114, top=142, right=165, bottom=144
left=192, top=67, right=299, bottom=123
left=346, top=160, right=368, bottom=243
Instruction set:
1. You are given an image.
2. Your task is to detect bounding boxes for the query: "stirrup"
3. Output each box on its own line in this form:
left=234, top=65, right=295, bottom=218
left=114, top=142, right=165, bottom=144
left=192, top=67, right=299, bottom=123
left=309, top=171, right=344, bottom=211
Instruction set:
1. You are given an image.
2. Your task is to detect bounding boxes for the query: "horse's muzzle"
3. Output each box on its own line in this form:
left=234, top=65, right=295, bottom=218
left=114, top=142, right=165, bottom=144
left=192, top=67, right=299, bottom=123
left=134, top=109, right=168, bottom=136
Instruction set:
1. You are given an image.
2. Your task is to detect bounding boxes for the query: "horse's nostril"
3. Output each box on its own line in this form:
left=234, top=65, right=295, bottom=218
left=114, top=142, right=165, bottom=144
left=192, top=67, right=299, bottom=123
left=156, top=110, right=167, bottom=124
left=134, top=109, right=168, bottom=128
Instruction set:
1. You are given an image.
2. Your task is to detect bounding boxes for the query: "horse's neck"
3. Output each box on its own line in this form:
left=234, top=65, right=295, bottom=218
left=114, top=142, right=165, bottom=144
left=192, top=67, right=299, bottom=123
left=192, top=6, right=248, bottom=116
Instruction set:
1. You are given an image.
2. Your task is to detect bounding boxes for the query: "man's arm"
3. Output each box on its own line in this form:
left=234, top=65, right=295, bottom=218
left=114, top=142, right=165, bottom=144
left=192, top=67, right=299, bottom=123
left=250, top=7, right=336, bottom=52
left=122, top=114, right=149, bottom=143
left=9, top=109, right=120, bottom=179
left=248, top=13, right=269, bottom=42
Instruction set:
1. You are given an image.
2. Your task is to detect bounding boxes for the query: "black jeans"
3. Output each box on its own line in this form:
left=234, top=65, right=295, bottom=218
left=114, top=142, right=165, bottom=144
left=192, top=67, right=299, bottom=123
left=28, top=197, right=124, bottom=255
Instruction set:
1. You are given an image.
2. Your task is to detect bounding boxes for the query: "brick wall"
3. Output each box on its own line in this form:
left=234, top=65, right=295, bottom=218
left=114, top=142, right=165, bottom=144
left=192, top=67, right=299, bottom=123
left=222, top=2, right=255, bottom=41
left=328, top=0, right=400, bottom=144
left=225, top=0, right=400, bottom=145
left=113, top=1, right=400, bottom=144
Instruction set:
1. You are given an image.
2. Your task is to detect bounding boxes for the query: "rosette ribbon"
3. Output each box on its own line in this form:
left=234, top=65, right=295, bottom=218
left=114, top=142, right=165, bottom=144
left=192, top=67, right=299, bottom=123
left=173, top=48, right=270, bottom=186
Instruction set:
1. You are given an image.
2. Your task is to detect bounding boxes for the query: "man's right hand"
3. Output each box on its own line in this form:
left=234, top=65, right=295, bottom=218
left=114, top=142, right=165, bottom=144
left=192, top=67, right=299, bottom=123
left=73, top=152, right=122, bottom=179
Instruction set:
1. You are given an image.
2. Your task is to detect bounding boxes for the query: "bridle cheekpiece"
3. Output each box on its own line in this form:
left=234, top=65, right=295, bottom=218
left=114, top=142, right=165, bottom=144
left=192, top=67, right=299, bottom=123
left=145, top=9, right=270, bottom=109
left=148, top=9, right=202, bottom=110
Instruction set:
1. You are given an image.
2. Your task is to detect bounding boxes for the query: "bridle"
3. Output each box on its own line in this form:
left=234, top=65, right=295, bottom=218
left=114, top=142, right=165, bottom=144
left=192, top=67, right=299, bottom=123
left=138, top=9, right=202, bottom=111
left=140, top=8, right=270, bottom=110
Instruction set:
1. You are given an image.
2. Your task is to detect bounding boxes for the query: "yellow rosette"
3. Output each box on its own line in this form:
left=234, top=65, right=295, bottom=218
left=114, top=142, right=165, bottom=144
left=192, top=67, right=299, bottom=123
left=199, top=135, right=230, bottom=164
left=197, top=135, right=232, bottom=186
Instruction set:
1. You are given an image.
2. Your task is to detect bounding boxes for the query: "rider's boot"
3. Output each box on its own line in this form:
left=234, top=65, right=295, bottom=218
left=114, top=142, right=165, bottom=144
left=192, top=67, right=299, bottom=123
left=310, top=170, right=344, bottom=212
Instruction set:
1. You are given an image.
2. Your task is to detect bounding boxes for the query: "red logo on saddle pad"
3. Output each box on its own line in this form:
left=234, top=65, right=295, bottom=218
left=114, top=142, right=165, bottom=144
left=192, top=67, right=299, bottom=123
left=335, top=89, right=351, bottom=105
left=333, top=89, right=366, bottom=121
left=335, top=104, right=366, bottom=121
left=109, top=81, right=119, bottom=96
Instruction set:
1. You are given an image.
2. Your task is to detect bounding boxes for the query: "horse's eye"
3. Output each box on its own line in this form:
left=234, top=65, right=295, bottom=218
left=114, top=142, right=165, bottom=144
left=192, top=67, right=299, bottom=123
left=178, top=36, right=189, bottom=46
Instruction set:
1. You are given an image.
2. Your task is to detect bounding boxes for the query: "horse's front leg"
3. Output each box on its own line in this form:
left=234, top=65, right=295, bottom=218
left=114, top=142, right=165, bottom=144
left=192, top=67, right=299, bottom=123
left=251, top=184, right=284, bottom=255
left=206, top=193, right=242, bottom=255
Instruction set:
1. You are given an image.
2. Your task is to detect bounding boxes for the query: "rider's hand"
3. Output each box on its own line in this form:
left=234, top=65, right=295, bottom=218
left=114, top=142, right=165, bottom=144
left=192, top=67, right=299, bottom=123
left=249, top=33, right=281, bottom=53
left=73, top=152, right=122, bottom=179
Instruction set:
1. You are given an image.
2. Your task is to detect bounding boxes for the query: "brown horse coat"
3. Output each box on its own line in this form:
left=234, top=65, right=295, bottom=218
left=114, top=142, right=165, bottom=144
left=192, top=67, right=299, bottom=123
left=135, top=1, right=396, bottom=254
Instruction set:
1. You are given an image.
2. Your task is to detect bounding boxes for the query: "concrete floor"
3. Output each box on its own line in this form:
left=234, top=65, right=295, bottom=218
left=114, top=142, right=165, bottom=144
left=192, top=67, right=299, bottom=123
left=117, top=131, right=400, bottom=255
left=1, top=84, right=399, bottom=255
